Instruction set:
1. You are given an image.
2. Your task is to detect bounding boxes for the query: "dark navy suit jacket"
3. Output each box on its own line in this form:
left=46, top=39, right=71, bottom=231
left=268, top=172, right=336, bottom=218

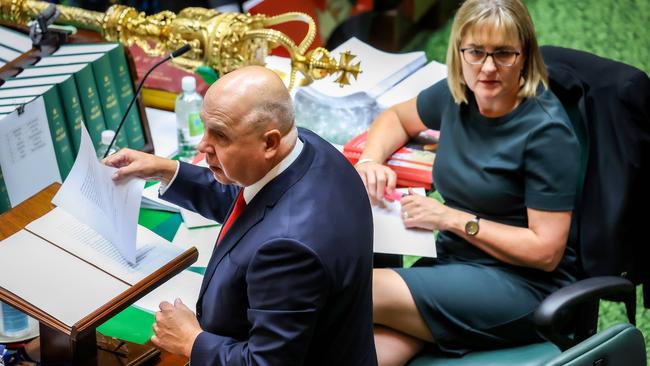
left=161, top=128, right=377, bottom=365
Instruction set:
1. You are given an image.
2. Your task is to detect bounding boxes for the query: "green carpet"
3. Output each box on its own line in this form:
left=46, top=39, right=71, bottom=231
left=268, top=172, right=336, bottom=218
left=415, top=0, right=650, bottom=360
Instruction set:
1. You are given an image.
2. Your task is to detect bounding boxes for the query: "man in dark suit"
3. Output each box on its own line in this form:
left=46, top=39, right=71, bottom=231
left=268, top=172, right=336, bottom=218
left=105, top=66, right=377, bottom=365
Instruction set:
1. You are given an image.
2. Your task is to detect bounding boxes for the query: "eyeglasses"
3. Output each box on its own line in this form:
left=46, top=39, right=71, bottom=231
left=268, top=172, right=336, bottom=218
left=460, top=48, right=521, bottom=67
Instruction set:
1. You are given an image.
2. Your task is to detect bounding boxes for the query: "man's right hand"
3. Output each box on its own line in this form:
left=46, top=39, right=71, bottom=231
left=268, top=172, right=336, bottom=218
left=355, top=161, right=397, bottom=205
left=103, top=148, right=178, bottom=184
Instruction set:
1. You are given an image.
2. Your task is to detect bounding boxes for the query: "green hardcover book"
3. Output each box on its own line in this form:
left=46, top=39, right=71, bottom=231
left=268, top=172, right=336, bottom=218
left=74, top=65, right=108, bottom=148
left=91, top=54, right=129, bottom=148
left=41, top=86, right=75, bottom=179
left=108, top=45, right=145, bottom=149
left=0, top=74, right=84, bottom=154
left=13, top=63, right=109, bottom=149
left=57, top=76, right=84, bottom=154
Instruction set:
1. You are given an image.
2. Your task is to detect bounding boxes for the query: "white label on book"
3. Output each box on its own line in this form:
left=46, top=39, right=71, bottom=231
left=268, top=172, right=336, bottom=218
left=0, top=96, right=61, bottom=206
left=0, top=230, right=128, bottom=327
left=51, top=125, right=144, bottom=265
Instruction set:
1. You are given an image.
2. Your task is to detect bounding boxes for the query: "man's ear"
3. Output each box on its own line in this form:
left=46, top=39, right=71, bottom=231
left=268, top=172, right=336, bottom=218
left=263, top=129, right=282, bottom=158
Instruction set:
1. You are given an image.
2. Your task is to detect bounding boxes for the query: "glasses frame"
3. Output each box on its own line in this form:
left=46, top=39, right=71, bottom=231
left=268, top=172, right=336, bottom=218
left=460, top=48, right=521, bottom=67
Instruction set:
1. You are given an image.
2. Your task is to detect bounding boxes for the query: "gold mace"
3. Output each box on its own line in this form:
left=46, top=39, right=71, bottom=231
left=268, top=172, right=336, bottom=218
left=0, top=0, right=362, bottom=89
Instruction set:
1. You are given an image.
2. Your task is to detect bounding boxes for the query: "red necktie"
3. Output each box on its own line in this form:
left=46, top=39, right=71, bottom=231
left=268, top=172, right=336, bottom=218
left=217, top=190, right=246, bottom=244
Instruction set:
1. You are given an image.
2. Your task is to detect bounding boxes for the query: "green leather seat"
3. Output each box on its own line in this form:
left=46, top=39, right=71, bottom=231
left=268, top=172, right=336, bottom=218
left=408, top=323, right=645, bottom=366
left=545, top=323, right=646, bottom=366
left=407, top=342, right=560, bottom=366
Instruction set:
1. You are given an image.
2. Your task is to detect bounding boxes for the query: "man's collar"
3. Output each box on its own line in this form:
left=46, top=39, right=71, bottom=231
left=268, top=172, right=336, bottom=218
left=243, top=138, right=304, bottom=204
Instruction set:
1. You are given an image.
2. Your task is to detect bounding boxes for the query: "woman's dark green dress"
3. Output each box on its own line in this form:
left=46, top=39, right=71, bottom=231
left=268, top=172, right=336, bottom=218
left=394, top=79, right=580, bottom=355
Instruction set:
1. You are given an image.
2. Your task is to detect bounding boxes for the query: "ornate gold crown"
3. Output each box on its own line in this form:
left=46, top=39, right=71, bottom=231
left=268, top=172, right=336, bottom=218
left=0, top=0, right=361, bottom=89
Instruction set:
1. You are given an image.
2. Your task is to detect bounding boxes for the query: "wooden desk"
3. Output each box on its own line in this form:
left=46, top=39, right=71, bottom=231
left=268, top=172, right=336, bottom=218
left=0, top=184, right=190, bottom=365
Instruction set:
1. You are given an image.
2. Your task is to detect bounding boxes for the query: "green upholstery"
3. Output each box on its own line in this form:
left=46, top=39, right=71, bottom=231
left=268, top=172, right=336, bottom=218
left=545, top=323, right=647, bottom=366
left=407, top=323, right=647, bottom=366
left=407, top=342, right=560, bottom=366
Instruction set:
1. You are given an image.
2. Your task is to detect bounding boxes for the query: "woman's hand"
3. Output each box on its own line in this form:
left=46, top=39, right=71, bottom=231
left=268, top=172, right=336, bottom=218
left=400, top=188, right=449, bottom=231
left=355, top=160, right=397, bottom=205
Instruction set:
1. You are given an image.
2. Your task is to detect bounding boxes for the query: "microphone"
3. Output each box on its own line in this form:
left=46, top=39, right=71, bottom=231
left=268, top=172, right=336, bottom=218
left=103, top=44, right=193, bottom=158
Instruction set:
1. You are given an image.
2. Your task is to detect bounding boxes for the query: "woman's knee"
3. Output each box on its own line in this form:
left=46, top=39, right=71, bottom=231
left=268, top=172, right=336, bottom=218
left=373, top=269, right=413, bottom=321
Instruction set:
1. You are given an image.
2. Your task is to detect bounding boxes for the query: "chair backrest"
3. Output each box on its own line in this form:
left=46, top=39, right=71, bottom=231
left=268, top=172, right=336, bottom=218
left=541, top=46, right=650, bottom=306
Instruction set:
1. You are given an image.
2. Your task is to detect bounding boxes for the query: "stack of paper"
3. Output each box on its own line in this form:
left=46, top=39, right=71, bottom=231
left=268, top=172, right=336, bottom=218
left=376, top=60, right=448, bottom=110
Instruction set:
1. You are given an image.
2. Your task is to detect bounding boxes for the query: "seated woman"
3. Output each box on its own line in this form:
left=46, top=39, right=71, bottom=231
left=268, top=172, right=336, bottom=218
left=354, top=0, right=580, bottom=365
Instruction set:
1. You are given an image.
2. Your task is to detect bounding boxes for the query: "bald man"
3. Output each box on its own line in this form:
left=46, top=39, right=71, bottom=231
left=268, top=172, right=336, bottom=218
left=104, top=66, right=377, bottom=365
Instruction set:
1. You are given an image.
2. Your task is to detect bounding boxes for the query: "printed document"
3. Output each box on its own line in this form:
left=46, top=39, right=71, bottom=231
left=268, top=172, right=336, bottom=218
left=0, top=97, right=61, bottom=206
left=52, top=125, right=144, bottom=264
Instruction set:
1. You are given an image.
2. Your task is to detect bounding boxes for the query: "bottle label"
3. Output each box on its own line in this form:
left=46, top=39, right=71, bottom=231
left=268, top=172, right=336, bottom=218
left=188, top=112, right=204, bottom=137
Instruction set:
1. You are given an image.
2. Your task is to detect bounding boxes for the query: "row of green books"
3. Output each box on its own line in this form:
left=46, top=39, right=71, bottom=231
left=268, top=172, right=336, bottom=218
left=0, top=39, right=146, bottom=214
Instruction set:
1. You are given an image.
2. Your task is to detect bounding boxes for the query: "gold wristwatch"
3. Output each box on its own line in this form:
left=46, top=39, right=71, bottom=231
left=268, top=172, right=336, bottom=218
left=465, top=216, right=480, bottom=236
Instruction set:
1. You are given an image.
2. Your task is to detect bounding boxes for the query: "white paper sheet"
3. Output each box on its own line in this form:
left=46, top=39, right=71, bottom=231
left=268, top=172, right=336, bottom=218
left=145, top=108, right=177, bottom=158
left=27, top=207, right=186, bottom=285
left=172, top=222, right=221, bottom=268
left=141, top=182, right=181, bottom=212
left=372, top=188, right=436, bottom=257
left=0, top=97, right=61, bottom=206
left=133, top=270, right=203, bottom=314
left=180, top=208, right=218, bottom=228
left=52, top=125, right=144, bottom=264
left=0, top=230, right=128, bottom=327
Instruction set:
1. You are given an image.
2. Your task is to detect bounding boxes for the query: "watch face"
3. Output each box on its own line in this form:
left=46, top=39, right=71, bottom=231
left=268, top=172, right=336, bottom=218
left=465, top=220, right=479, bottom=236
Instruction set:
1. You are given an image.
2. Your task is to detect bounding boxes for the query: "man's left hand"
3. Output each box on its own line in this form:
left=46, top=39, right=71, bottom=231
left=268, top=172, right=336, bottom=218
left=151, top=298, right=203, bottom=357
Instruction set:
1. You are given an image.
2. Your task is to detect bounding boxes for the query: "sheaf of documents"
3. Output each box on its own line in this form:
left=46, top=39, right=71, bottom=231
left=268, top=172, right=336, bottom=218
left=52, top=125, right=144, bottom=264
left=372, top=188, right=436, bottom=258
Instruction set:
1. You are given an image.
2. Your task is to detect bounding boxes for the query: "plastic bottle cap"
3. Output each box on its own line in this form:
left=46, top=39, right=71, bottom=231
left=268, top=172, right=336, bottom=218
left=101, top=130, right=116, bottom=145
left=181, top=76, right=196, bottom=92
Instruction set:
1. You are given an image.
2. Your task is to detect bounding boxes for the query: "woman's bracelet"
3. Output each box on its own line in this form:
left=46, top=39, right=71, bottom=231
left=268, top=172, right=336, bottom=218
left=354, top=158, right=375, bottom=166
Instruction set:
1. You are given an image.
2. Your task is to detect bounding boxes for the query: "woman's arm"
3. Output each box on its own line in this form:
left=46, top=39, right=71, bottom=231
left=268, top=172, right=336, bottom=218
left=401, top=193, right=572, bottom=272
left=356, top=98, right=429, bottom=204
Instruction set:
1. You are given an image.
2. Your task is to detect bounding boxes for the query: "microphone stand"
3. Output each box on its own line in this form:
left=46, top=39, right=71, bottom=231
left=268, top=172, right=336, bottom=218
left=103, top=44, right=192, bottom=158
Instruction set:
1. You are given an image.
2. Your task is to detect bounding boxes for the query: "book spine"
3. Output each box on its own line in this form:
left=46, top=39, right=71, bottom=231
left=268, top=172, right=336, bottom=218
left=57, top=77, right=84, bottom=154
left=74, top=66, right=107, bottom=148
left=108, top=45, right=145, bottom=150
left=91, top=54, right=128, bottom=148
left=42, top=87, right=75, bottom=179
left=0, top=169, right=11, bottom=214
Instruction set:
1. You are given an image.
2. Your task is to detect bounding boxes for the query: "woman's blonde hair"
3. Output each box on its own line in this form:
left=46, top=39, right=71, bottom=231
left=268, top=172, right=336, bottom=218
left=446, top=0, right=548, bottom=104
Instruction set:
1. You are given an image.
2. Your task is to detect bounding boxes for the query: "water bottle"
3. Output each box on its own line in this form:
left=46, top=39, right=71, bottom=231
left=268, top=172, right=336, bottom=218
left=176, top=76, right=204, bottom=161
left=0, top=302, right=29, bottom=339
left=96, top=130, right=119, bottom=159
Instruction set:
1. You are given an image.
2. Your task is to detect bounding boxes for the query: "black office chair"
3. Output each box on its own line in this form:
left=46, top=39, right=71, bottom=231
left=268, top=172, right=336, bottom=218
left=407, top=46, right=650, bottom=366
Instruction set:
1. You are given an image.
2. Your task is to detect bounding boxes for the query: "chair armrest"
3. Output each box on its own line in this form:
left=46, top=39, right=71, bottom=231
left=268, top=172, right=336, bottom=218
left=534, top=276, right=635, bottom=351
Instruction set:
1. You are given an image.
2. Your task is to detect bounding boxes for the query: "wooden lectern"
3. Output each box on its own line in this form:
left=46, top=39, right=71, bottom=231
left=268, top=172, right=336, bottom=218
left=0, top=183, right=198, bottom=365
